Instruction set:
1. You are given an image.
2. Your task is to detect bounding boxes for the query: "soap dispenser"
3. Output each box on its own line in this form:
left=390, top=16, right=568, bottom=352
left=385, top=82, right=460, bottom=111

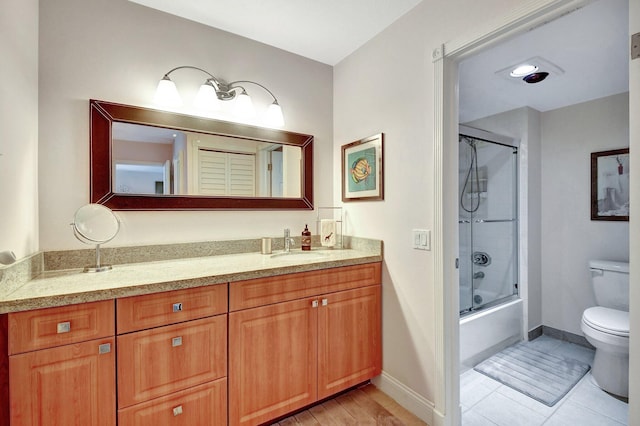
left=301, top=224, right=311, bottom=251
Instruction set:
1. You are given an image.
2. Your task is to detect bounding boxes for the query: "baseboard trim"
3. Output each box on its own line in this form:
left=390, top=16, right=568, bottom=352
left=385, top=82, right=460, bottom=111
left=371, top=371, right=440, bottom=425
left=528, top=324, right=595, bottom=350
left=528, top=325, right=543, bottom=341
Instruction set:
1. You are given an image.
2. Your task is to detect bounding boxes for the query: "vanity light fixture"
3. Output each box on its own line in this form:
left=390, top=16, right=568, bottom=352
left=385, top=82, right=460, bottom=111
left=154, top=65, right=284, bottom=127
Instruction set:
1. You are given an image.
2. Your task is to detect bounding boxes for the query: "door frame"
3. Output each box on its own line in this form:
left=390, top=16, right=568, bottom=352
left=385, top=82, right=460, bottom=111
left=432, top=1, right=599, bottom=424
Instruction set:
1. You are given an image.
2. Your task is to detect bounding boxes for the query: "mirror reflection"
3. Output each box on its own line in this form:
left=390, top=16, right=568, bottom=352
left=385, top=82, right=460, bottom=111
left=112, top=122, right=301, bottom=198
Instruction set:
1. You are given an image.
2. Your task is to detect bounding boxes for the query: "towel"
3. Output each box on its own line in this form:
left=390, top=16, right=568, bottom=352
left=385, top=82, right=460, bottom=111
left=320, top=219, right=336, bottom=247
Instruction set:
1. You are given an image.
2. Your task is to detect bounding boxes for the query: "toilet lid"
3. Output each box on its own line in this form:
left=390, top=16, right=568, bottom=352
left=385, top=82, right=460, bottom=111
left=583, top=307, right=629, bottom=337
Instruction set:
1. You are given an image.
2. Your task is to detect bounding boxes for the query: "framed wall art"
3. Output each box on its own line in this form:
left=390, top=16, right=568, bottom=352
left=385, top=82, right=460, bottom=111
left=591, top=147, right=629, bottom=221
left=342, top=133, right=384, bottom=202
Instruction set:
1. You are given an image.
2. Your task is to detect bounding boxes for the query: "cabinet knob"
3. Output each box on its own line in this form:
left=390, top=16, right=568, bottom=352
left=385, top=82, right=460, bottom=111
left=311, top=300, right=319, bottom=308
left=321, top=298, right=328, bottom=306
left=172, top=405, right=183, bottom=416
left=98, top=343, right=111, bottom=354
left=172, top=336, right=183, bottom=347
left=172, top=303, right=183, bottom=312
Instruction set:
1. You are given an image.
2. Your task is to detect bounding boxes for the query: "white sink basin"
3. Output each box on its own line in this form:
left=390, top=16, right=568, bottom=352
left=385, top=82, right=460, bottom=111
left=269, top=251, right=329, bottom=260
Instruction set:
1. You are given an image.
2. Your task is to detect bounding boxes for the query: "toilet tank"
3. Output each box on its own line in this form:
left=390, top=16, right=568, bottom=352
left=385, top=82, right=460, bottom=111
left=589, top=260, right=629, bottom=311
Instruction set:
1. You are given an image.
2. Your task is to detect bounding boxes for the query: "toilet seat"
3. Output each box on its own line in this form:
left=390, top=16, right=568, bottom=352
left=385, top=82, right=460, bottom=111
left=582, top=307, right=629, bottom=337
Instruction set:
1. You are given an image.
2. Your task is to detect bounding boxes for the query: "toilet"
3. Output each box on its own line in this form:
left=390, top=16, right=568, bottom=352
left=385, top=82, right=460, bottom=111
left=581, top=260, right=629, bottom=398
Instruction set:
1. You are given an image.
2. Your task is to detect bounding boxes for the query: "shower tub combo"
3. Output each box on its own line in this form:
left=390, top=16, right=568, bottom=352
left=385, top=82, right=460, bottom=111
left=458, top=126, right=523, bottom=369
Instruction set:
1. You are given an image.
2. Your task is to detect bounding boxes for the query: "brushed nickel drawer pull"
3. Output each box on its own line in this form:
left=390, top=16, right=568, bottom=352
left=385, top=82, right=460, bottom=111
left=57, top=321, right=71, bottom=334
left=172, top=336, right=183, bottom=347
left=311, top=300, right=319, bottom=308
left=173, top=405, right=183, bottom=416
left=321, top=298, right=328, bottom=306
left=98, top=343, right=111, bottom=354
left=173, top=303, right=183, bottom=312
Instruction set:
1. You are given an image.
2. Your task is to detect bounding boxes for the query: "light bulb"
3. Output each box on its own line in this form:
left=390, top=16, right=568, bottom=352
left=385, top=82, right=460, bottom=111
left=233, top=90, right=255, bottom=119
left=510, top=64, right=538, bottom=77
left=194, top=82, right=221, bottom=111
left=154, top=77, right=182, bottom=107
left=264, top=101, right=284, bottom=127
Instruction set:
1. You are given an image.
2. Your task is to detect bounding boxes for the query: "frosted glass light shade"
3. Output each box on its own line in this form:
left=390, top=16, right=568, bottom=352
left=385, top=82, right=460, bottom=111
left=194, top=83, right=221, bottom=111
left=233, top=91, right=255, bottom=119
left=154, top=78, right=182, bottom=107
left=264, top=102, right=284, bottom=127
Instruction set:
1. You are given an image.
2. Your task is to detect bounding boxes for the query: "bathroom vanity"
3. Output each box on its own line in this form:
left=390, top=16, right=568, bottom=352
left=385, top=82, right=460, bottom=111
left=0, top=241, right=382, bottom=425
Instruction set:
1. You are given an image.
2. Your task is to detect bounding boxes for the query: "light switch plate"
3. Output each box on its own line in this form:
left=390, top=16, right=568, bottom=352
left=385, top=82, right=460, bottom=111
left=412, top=229, right=431, bottom=251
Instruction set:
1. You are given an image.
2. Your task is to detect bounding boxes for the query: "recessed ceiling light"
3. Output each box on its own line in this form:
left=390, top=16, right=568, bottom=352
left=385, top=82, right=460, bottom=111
left=510, top=64, right=539, bottom=77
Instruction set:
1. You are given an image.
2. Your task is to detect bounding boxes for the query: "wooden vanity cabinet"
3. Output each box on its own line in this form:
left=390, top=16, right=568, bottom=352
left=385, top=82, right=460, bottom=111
left=317, top=284, right=381, bottom=399
left=7, top=300, right=116, bottom=426
left=116, top=284, right=228, bottom=426
left=229, top=263, right=381, bottom=426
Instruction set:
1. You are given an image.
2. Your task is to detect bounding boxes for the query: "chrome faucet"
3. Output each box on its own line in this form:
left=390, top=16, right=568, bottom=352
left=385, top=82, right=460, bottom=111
left=284, top=228, right=295, bottom=252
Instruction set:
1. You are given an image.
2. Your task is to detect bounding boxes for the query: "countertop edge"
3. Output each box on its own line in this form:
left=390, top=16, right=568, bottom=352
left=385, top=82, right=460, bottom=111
left=0, top=254, right=382, bottom=314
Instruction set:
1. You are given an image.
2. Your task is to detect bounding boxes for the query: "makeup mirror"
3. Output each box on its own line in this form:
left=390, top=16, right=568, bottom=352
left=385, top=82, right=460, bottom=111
left=72, top=204, right=120, bottom=272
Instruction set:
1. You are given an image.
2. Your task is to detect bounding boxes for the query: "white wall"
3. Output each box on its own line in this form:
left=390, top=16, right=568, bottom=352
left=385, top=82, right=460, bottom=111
left=38, top=0, right=333, bottom=250
left=333, top=0, right=533, bottom=416
left=465, top=107, right=543, bottom=333
left=541, top=92, right=630, bottom=336
left=0, top=0, right=39, bottom=260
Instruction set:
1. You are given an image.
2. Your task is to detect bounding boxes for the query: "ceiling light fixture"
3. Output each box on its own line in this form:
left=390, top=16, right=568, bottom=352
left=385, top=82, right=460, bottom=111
left=154, top=66, right=284, bottom=127
left=510, top=64, right=539, bottom=77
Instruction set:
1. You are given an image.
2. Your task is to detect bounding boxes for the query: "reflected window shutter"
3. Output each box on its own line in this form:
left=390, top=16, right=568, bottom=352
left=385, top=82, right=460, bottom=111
left=197, top=149, right=255, bottom=196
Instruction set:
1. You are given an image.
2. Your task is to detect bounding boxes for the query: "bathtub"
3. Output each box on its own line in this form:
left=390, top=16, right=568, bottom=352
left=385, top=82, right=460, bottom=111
left=459, top=297, right=523, bottom=371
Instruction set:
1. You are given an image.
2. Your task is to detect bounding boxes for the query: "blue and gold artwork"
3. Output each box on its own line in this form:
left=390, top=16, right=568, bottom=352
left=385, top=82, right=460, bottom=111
left=348, top=147, right=376, bottom=192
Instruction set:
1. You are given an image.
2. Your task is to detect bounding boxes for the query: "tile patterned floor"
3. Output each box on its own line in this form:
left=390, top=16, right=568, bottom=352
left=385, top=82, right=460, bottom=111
left=460, top=335, right=629, bottom=425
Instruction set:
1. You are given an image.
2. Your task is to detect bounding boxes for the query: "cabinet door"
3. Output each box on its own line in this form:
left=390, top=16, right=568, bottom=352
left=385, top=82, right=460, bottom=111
left=118, top=379, right=227, bottom=426
left=229, top=298, right=317, bottom=426
left=317, top=285, right=381, bottom=400
left=118, top=315, right=227, bottom=408
left=10, top=337, right=116, bottom=426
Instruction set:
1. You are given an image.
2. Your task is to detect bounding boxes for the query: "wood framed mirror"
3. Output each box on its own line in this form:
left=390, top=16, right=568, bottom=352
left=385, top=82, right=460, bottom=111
left=90, top=100, right=313, bottom=210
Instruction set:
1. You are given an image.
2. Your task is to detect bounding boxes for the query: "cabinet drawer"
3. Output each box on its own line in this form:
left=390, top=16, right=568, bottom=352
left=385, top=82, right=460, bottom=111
left=230, top=262, right=381, bottom=311
left=8, top=300, right=115, bottom=354
left=118, top=378, right=227, bottom=426
left=117, top=284, right=227, bottom=334
left=117, top=315, right=227, bottom=408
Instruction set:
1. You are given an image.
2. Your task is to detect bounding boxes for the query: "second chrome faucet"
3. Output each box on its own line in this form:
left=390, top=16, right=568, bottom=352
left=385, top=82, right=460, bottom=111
left=284, top=228, right=295, bottom=252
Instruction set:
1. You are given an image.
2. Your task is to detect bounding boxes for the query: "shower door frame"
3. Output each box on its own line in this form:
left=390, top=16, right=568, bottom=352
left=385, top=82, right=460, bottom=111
left=458, top=125, right=519, bottom=316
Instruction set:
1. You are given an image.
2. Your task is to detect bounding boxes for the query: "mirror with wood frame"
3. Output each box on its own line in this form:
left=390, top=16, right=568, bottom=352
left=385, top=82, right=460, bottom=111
left=90, top=100, right=313, bottom=210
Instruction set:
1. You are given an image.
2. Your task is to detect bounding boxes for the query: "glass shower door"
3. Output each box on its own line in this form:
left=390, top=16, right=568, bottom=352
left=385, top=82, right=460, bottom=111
left=459, top=134, right=518, bottom=314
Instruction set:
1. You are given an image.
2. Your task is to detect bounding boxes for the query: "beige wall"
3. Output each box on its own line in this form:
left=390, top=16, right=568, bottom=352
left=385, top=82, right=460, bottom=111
left=38, top=0, right=333, bottom=250
left=628, top=0, right=639, bottom=418
left=333, top=0, right=532, bottom=414
left=0, top=0, right=39, bottom=260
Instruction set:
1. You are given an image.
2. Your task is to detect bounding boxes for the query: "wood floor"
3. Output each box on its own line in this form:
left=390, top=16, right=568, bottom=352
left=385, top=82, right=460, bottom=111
left=272, top=384, right=429, bottom=426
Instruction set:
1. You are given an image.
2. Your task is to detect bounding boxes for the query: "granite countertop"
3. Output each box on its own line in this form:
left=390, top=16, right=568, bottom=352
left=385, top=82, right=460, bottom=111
left=0, top=247, right=382, bottom=314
